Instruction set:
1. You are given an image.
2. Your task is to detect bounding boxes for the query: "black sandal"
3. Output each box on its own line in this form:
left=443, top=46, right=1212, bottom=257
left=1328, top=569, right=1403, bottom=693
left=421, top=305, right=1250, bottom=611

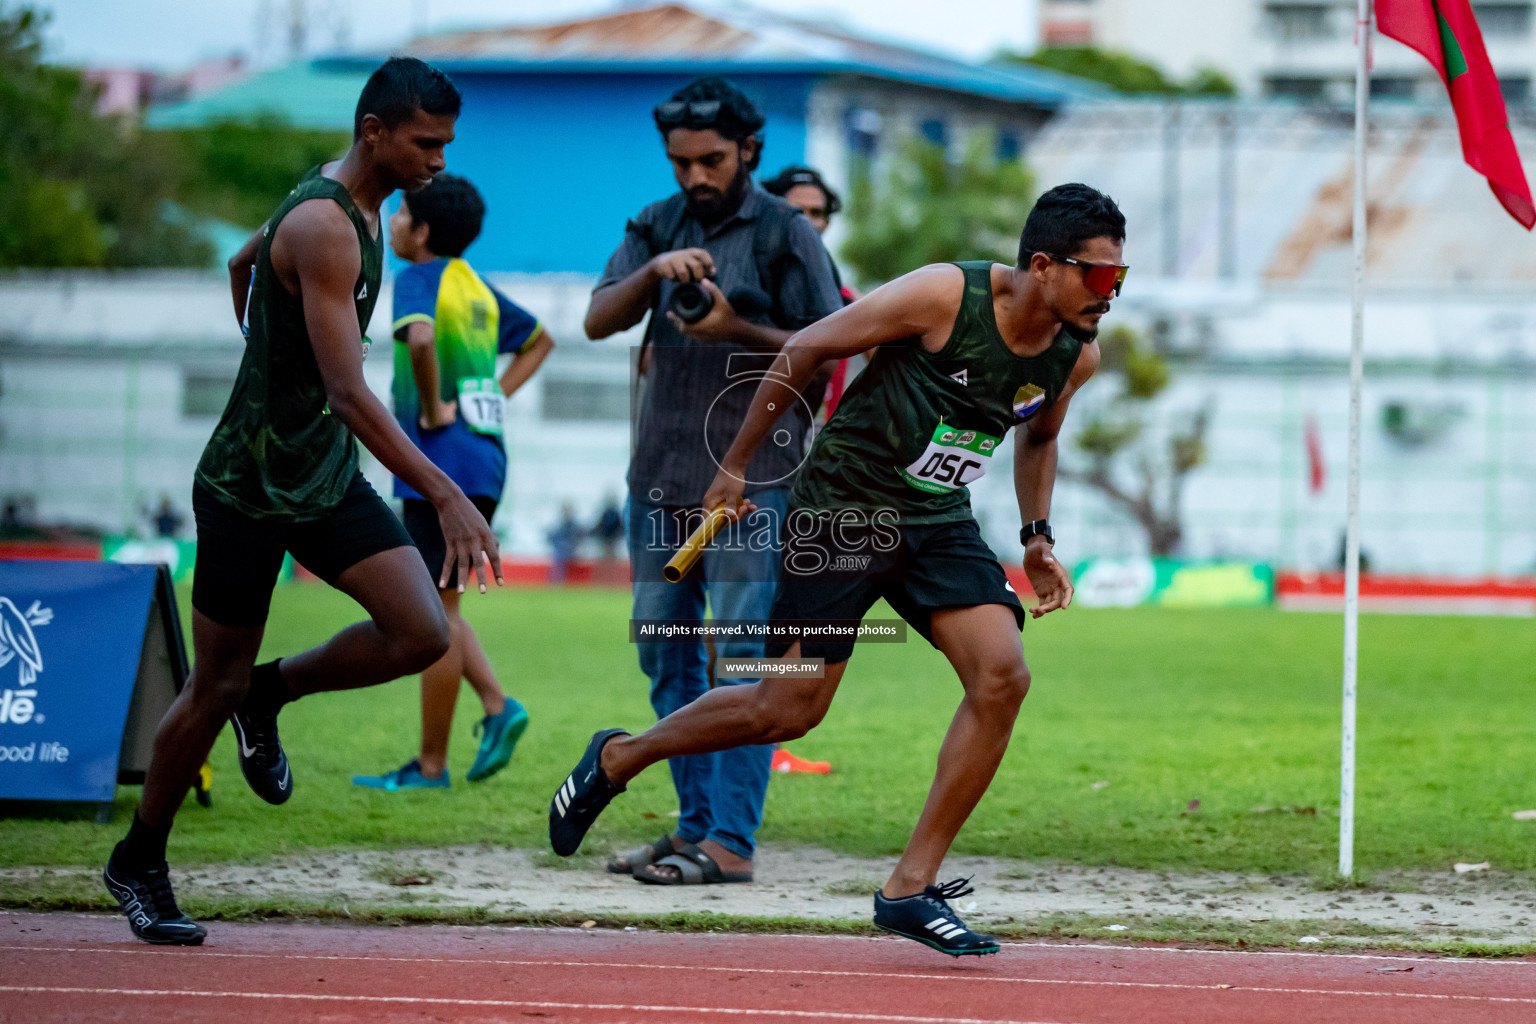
left=607, top=833, right=674, bottom=875
left=633, top=841, right=753, bottom=885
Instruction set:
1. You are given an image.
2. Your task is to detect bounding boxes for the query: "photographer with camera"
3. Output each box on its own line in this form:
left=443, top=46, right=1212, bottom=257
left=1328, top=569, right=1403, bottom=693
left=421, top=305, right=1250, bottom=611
left=584, top=76, right=841, bottom=886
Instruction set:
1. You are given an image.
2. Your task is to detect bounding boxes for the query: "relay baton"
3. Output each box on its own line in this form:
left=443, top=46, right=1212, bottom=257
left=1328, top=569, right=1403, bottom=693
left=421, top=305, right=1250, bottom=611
left=663, top=503, right=746, bottom=583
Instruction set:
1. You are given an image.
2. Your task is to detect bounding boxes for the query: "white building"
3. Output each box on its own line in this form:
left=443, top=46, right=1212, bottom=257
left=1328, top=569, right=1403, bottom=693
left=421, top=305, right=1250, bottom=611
left=1038, top=0, right=1536, bottom=104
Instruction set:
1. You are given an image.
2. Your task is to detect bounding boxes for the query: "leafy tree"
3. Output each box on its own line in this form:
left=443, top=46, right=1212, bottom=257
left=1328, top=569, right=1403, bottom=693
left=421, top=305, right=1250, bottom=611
left=1062, top=325, right=1209, bottom=556
left=0, top=6, right=343, bottom=268
left=840, top=132, right=1035, bottom=287
left=0, top=5, right=210, bottom=268
left=1184, top=66, right=1239, bottom=97
left=999, top=46, right=1237, bottom=98
left=166, top=116, right=348, bottom=229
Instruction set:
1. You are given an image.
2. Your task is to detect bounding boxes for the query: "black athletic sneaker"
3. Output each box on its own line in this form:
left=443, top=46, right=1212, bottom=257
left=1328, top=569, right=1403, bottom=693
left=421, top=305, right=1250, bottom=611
left=549, top=728, right=628, bottom=856
left=873, top=877, right=1001, bottom=957
left=230, top=703, right=292, bottom=805
left=103, top=844, right=207, bottom=946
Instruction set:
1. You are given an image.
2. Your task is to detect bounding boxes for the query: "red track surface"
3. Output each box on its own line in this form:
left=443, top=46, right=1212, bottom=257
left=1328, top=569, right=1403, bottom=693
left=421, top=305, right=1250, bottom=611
left=3, top=912, right=1535, bottom=1024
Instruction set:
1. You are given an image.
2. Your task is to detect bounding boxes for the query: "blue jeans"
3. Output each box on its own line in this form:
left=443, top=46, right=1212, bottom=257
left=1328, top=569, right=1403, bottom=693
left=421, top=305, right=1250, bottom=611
left=626, top=490, right=786, bottom=860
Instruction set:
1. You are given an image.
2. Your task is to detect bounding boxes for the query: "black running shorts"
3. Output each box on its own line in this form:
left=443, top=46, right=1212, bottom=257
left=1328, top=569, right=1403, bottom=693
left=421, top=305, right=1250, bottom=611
left=401, top=496, right=498, bottom=590
left=191, top=471, right=413, bottom=628
left=764, top=514, right=1026, bottom=665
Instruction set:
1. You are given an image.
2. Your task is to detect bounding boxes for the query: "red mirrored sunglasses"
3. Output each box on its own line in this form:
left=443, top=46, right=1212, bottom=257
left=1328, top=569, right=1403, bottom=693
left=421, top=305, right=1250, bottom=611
left=1040, top=253, right=1128, bottom=297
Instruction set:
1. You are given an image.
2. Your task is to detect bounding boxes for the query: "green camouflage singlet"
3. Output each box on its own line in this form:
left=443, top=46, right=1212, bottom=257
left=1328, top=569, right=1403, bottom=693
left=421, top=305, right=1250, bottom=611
left=791, top=261, right=1085, bottom=524
left=195, top=170, right=382, bottom=520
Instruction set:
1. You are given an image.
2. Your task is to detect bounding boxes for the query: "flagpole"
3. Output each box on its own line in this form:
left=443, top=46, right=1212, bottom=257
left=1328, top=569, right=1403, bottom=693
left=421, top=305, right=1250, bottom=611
left=1340, top=0, right=1371, bottom=879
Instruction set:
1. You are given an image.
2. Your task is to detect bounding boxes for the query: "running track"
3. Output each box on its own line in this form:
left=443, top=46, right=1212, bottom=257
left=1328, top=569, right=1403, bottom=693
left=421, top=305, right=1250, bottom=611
left=3, top=912, right=1535, bottom=1023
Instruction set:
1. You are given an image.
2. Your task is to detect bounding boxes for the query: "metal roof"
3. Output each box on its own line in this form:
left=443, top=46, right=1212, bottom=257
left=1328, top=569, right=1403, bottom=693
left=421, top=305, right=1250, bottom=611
left=145, top=63, right=366, bottom=131
left=338, top=3, right=1107, bottom=107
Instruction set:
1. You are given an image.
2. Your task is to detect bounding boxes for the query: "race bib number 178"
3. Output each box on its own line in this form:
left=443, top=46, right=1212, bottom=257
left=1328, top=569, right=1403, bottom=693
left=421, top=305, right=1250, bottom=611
left=457, top=377, right=504, bottom=436
left=897, top=424, right=1001, bottom=494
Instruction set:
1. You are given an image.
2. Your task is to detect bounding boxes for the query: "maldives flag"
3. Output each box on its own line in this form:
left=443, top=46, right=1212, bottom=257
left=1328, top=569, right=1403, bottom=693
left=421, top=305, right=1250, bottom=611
left=1377, top=0, right=1535, bottom=228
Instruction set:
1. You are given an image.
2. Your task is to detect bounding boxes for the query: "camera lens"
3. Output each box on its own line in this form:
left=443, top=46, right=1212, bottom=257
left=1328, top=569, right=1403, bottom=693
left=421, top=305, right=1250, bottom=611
left=669, top=282, right=714, bottom=324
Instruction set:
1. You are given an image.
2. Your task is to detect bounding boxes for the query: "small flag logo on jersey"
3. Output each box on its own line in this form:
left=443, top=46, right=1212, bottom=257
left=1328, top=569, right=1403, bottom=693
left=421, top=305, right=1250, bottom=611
left=1013, top=384, right=1046, bottom=419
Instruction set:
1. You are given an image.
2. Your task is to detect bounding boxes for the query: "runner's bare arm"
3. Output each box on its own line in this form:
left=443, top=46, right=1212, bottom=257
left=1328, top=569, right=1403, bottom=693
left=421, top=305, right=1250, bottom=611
left=228, top=225, right=265, bottom=328
left=274, top=200, right=502, bottom=592
left=701, top=264, right=964, bottom=516
left=1014, top=341, right=1100, bottom=617
left=498, top=326, right=555, bottom=398
left=402, top=320, right=455, bottom=428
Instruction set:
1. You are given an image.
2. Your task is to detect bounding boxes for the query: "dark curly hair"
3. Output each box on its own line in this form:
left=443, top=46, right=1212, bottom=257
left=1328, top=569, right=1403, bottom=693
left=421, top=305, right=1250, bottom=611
left=654, top=76, right=766, bottom=171
left=1018, top=183, right=1126, bottom=263
left=402, top=173, right=484, bottom=258
left=354, top=56, right=461, bottom=141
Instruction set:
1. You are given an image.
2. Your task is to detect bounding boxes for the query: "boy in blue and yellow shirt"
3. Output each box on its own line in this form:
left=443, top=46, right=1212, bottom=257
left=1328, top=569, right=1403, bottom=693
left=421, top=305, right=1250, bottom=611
left=354, top=173, right=553, bottom=791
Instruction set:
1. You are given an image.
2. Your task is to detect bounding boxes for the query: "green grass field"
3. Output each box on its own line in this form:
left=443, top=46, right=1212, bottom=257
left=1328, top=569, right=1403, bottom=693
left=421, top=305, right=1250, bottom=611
left=3, top=583, right=1534, bottom=877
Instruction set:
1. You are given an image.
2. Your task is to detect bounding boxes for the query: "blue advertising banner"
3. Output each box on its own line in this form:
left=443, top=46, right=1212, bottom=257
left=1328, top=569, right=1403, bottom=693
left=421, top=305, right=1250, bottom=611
left=0, top=561, right=160, bottom=802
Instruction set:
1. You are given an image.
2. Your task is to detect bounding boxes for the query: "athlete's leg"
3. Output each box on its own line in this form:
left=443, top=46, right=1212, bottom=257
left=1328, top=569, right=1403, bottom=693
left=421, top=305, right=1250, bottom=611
left=107, top=489, right=284, bottom=944
left=652, top=492, right=785, bottom=879
left=279, top=545, right=450, bottom=697
left=458, top=608, right=506, bottom=715
left=627, top=498, right=712, bottom=854
left=601, top=643, right=849, bottom=785
left=138, top=612, right=265, bottom=827
left=416, top=587, right=465, bottom=779
left=882, top=603, right=1029, bottom=899
left=136, top=485, right=286, bottom=829
left=414, top=587, right=508, bottom=777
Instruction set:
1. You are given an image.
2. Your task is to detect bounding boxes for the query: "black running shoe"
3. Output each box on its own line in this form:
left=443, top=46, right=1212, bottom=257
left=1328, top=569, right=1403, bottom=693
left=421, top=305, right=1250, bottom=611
left=230, top=703, right=292, bottom=805
left=549, top=728, right=628, bottom=856
left=103, top=844, right=206, bottom=946
left=873, top=877, right=1001, bottom=957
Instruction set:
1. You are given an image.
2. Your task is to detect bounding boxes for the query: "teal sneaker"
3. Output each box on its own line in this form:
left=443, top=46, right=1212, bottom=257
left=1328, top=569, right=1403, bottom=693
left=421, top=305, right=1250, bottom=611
left=352, top=759, right=450, bottom=791
left=466, top=700, right=529, bottom=782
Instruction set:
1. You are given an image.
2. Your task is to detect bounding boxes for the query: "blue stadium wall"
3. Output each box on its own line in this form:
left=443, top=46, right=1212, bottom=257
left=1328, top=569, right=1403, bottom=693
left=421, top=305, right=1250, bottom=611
left=437, top=71, right=816, bottom=275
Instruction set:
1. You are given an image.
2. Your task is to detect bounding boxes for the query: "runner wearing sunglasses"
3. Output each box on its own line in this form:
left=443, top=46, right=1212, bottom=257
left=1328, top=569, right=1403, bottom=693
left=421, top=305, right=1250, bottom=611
left=550, top=182, right=1128, bottom=956
left=1034, top=252, right=1127, bottom=297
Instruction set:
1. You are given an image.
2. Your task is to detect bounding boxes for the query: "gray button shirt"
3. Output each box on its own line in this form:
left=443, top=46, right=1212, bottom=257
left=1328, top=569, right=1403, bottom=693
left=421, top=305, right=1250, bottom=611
left=596, top=186, right=842, bottom=506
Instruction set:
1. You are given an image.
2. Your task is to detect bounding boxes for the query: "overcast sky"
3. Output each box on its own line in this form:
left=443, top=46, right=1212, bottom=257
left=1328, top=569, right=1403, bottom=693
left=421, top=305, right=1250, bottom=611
left=38, top=0, right=1040, bottom=70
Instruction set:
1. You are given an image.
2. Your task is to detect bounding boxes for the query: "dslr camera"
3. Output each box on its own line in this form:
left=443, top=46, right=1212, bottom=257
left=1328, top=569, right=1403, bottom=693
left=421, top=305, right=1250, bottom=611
left=669, top=279, right=772, bottom=324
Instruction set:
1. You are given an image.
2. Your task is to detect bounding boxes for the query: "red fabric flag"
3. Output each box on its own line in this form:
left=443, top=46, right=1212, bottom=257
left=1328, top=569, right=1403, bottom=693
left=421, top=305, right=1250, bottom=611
left=1304, top=415, right=1327, bottom=494
left=1376, top=0, right=1535, bottom=228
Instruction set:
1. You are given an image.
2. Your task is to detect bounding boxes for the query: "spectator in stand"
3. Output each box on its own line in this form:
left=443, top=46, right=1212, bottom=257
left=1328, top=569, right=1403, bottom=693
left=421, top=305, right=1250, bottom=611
left=549, top=504, right=583, bottom=583
left=593, top=494, right=624, bottom=564
left=153, top=496, right=186, bottom=539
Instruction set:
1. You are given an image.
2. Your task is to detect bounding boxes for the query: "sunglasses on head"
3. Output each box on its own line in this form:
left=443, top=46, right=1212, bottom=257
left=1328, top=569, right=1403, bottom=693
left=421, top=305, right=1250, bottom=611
left=1039, top=252, right=1128, bottom=297
left=655, top=99, right=723, bottom=127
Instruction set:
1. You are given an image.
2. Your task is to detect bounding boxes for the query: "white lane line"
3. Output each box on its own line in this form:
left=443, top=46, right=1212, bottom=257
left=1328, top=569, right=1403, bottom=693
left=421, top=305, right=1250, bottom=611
left=6, top=946, right=1536, bottom=1006
left=1011, top=942, right=1536, bottom=967
left=0, top=986, right=1077, bottom=1024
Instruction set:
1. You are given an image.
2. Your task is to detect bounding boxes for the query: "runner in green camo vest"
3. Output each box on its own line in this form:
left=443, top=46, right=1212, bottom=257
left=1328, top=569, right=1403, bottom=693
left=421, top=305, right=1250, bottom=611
left=549, top=184, right=1127, bottom=958
left=105, top=58, right=503, bottom=949
left=195, top=169, right=383, bottom=518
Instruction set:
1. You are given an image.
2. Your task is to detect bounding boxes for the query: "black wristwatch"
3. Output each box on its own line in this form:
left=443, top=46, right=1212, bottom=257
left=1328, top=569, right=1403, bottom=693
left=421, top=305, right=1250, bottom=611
left=1020, top=519, right=1054, bottom=546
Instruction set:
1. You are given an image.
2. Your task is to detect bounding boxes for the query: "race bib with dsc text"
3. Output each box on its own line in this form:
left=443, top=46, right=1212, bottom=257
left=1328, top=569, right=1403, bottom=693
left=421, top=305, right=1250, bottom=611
left=897, top=424, right=1000, bottom=494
